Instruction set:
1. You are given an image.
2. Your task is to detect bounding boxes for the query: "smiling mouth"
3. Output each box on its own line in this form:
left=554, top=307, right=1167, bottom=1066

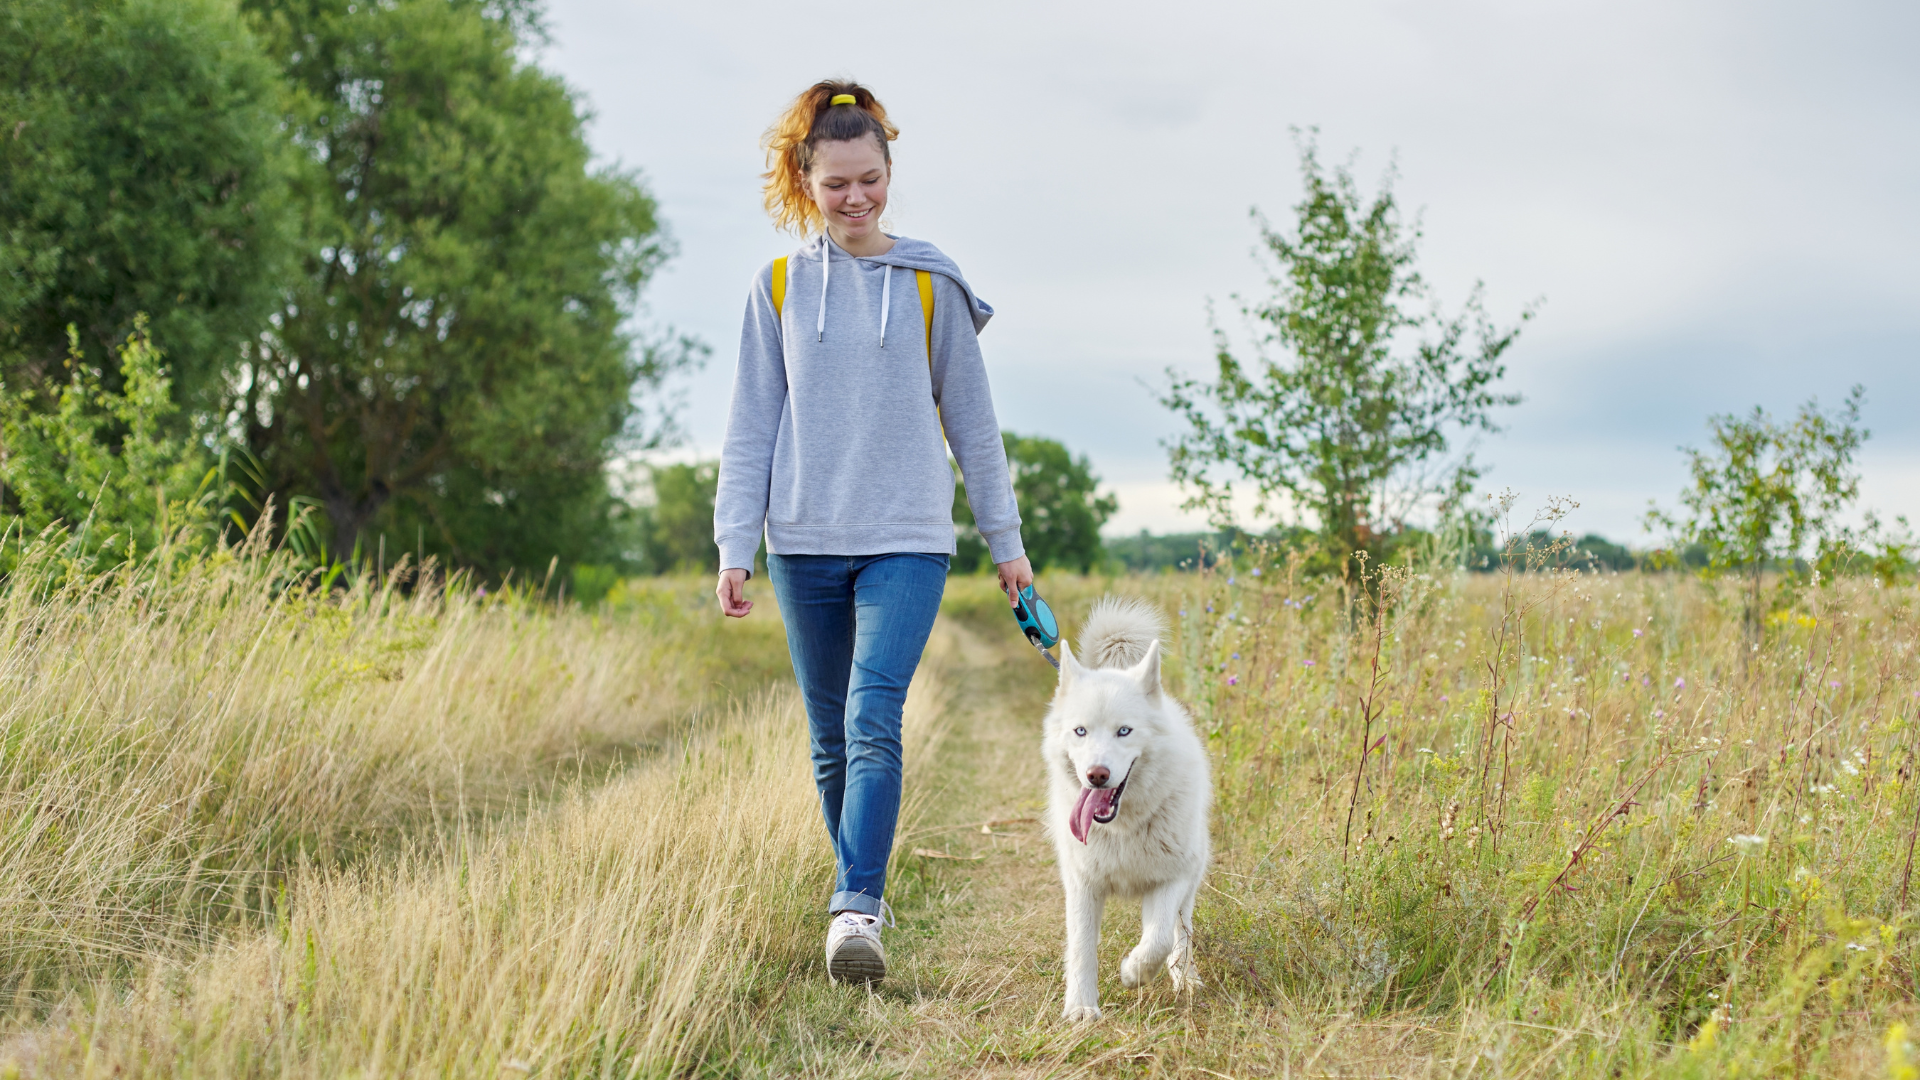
left=1068, top=775, right=1128, bottom=844
left=840, top=207, right=872, bottom=220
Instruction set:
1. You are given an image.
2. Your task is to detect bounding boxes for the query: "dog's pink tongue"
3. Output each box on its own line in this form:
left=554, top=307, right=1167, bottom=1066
left=1070, top=787, right=1096, bottom=844
left=1088, top=786, right=1121, bottom=819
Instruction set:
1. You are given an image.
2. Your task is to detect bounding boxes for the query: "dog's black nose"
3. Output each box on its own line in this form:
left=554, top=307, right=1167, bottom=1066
left=1086, top=765, right=1110, bottom=787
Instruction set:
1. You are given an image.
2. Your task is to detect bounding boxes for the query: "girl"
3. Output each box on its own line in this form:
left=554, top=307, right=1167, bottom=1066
left=713, top=80, right=1031, bottom=985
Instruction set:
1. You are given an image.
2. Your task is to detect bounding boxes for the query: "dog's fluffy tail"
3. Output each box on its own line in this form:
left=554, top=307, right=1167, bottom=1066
left=1075, top=596, right=1165, bottom=670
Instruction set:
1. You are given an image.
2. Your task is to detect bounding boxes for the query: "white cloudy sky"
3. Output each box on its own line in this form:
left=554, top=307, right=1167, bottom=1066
left=537, top=0, right=1919, bottom=542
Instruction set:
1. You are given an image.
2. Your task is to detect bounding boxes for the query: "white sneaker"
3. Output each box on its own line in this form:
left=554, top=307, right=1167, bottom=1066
left=825, top=906, right=892, bottom=984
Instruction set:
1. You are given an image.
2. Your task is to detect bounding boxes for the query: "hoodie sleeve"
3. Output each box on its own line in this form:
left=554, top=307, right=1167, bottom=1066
left=712, top=263, right=785, bottom=575
left=928, top=274, right=1026, bottom=565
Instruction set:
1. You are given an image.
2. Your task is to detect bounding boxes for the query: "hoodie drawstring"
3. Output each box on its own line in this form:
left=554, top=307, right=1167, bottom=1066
left=816, top=235, right=894, bottom=346
left=816, top=234, right=830, bottom=342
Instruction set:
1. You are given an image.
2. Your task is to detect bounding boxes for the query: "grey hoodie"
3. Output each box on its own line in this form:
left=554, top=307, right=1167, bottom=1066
left=713, top=235, right=1025, bottom=575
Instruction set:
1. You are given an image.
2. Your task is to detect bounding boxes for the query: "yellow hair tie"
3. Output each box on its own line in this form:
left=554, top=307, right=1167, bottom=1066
left=830, top=93, right=857, bottom=106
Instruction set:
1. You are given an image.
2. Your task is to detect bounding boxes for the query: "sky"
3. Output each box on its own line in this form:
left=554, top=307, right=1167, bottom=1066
left=535, top=0, right=1920, bottom=543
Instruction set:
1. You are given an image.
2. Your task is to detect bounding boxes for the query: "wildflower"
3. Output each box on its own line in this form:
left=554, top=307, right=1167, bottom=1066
left=1228, top=576, right=1236, bottom=585
left=1727, top=833, right=1767, bottom=853
left=1439, top=695, right=1449, bottom=703
left=1633, top=628, right=1643, bottom=638
left=1231, top=652, right=1240, bottom=660
left=1829, top=680, right=1842, bottom=690
left=1654, top=710, right=1665, bottom=719
left=1304, top=659, right=1316, bottom=667
left=1227, top=676, right=1238, bottom=686
left=1179, top=610, right=1188, bottom=617
left=1251, top=568, right=1262, bottom=576
left=1674, top=677, right=1686, bottom=690
left=1206, top=605, right=1214, bottom=613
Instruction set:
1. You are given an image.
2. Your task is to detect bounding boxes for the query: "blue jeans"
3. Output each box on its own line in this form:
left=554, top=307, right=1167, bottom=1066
left=767, top=552, right=948, bottom=917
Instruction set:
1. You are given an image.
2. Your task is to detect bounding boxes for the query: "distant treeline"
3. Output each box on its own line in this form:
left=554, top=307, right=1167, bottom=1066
left=1103, top=528, right=1694, bottom=575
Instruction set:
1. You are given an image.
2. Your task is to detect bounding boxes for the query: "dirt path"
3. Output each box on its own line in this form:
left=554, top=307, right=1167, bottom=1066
left=740, top=607, right=1220, bottom=1079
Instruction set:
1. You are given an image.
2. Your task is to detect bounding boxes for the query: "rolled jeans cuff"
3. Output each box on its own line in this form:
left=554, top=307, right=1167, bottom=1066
left=830, top=890, right=884, bottom=917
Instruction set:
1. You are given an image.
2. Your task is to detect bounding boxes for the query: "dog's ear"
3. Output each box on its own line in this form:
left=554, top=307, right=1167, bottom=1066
left=1058, top=638, right=1082, bottom=690
left=1127, top=639, right=1162, bottom=700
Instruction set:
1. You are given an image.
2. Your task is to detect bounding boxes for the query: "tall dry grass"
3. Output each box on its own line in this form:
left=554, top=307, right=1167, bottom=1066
left=8, top=659, right=949, bottom=1078
left=0, top=538, right=787, bottom=1014
left=1089, top=541, right=1920, bottom=1074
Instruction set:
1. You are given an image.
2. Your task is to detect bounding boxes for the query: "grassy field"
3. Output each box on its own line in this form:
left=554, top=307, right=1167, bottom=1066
left=3, top=539, right=1919, bottom=1076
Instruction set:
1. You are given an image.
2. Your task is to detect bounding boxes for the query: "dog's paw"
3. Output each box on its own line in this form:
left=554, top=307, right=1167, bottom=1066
left=1121, top=950, right=1163, bottom=988
left=1062, top=1003, right=1103, bottom=1023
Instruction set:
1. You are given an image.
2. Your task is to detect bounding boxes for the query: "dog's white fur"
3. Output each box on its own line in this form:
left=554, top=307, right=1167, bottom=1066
left=1043, top=597, right=1211, bottom=1022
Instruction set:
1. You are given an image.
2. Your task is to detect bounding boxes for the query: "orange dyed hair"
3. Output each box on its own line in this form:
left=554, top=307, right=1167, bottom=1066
left=762, top=80, right=898, bottom=236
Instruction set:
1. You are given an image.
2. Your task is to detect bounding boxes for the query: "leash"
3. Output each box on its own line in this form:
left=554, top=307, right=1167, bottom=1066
left=1010, top=584, right=1061, bottom=670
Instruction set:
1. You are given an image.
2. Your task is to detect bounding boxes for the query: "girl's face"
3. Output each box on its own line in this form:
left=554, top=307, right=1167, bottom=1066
left=806, top=137, right=890, bottom=246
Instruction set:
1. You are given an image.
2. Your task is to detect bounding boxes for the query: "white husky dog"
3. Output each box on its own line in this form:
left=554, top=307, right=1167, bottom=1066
left=1043, top=597, right=1211, bottom=1022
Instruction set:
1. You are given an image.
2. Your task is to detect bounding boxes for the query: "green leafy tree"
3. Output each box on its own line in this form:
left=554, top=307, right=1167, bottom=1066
left=954, top=433, right=1117, bottom=574
left=637, top=461, right=719, bottom=574
left=1160, top=136, right=1528, bottom=576
left=0, top=318, right=218, bottom=564
left=1646, top=386, right=1904, bottom=633
left=235, top=0, right=695, bottom=574
left=0, top=0, right=293, bottom=408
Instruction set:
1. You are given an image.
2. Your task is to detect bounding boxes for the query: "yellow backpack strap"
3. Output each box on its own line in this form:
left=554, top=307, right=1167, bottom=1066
left=917, top=269, right=944, bottom=444
left=771, top=257, right=787, bottom=319
left=916, top=269, right=934, bottom=360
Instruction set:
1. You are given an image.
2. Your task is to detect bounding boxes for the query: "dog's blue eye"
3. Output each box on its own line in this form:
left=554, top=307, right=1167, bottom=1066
left=1118, top=727, right=1132, bottom=737
left=1073, top=727, right=1086, bottom=737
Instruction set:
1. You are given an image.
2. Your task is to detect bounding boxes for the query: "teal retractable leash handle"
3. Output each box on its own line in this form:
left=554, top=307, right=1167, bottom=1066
left=1010, top=584, right=1061, bottom=670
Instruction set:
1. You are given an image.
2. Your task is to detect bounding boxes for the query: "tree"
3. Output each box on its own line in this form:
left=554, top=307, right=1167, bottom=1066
left=1646, top=386, right=1900, bottom=634
left=0, top=318, right=220, bottom=566
left=0, top=0, right=293, bottom=408
left=636, top=461, right=719, bottom=574
left=1160, top=135, right=1528, bottom=576
left=235, top=0, right=694, bottom=574
left=953, top=433, right=1117, bottom=574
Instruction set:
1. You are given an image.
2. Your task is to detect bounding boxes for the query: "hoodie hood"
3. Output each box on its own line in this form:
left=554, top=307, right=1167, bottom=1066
left=799, top=235, right=994, bottom=341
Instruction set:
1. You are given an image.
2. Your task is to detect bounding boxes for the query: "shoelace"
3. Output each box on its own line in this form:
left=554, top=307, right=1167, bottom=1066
left=833, top=900, right=896, bottom=932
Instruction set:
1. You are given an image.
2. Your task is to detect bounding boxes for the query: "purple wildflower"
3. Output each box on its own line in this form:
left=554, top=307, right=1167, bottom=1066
left=1227, top=676, right=1239, bottom=686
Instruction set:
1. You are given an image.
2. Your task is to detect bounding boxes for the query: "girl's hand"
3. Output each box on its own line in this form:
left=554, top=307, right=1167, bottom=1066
left=716, top=568, right=753, bottom=618
left=995, top=555, right=1034, bottom=605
